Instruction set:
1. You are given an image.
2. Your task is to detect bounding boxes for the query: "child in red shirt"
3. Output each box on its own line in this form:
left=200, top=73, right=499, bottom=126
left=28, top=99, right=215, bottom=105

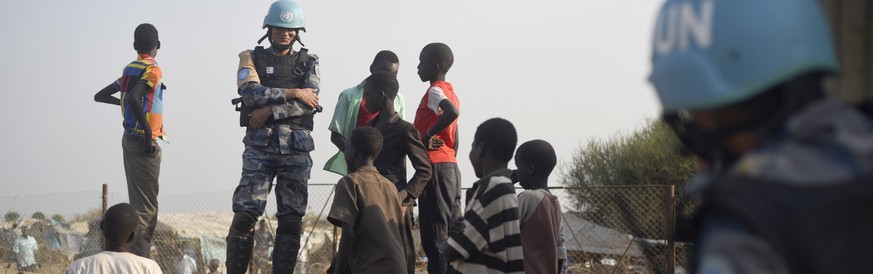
left=413, top=42, right=461, bottom=274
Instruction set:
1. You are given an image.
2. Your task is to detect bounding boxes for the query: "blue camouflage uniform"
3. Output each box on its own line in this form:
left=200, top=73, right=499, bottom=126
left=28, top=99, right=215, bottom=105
left=690, top=99, right=873, bottom=273
left=234, top=47, right=320, bottom=218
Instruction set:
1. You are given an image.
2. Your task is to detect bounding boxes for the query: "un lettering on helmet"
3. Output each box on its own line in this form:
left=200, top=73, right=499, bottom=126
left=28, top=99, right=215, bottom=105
left=653, top=0, right=714, bottom=56
left=648, top=0, right=839, bottom=112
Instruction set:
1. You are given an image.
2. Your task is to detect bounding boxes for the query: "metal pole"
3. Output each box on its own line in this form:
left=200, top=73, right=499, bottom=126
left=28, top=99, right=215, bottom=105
left=333, top=226, right=338, bottom=254
left=560, top=211, right=593, bottom=267
left=102, top=184, right=108, bottom=217
left=665, top=185, right=676, bottom=274
left=610, top=235, right=637, bottom=274
left=250, top=247, right=255, bottom=274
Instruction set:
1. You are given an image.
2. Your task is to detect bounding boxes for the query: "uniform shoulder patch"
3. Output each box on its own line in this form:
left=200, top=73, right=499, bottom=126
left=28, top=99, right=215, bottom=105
left=238, top=68, right=251, bottom=80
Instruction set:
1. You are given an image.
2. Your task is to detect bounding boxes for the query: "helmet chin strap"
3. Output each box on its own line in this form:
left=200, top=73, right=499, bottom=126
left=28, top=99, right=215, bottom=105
left=271, top=42, right=292, bottom=52
left=258, top=28, right=304, bottom=51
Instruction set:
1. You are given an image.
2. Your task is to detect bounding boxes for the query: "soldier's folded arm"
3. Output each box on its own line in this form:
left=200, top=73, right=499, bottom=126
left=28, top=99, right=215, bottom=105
left=236, top=50, right=295, bottom=108
left=269, top=99, right=316, bottom=120
left=238, top=82, right=290, bottom=108
left=268, top=58, right=321, bottom=120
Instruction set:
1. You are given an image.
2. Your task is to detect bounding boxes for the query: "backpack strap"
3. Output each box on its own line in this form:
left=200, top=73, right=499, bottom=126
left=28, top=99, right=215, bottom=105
left=292, top=48, right=310, bottom=77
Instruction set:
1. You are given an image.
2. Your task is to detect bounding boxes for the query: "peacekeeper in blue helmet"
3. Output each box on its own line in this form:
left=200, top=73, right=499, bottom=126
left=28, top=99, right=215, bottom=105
left=649, top=0, right=873, bottom=273
left=226, top=1, right=321, bottom=273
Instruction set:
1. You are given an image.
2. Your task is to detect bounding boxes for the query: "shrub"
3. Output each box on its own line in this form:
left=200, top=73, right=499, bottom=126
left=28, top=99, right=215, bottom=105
left=561, top=119, right=697, bottom=238
left=4, top=211, right=20, bottom=222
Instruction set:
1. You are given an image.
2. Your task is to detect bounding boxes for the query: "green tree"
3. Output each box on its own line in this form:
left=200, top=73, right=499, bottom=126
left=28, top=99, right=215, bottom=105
left=4, top=211, right=20, bottom=222
left=561, top=119, right=697, bottom=238
left=32, top=212, right=46, bottom=220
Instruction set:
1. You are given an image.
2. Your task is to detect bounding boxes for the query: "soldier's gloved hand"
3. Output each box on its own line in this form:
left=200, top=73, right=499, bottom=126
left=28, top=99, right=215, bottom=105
left=249, top=107, right=273, bottom=128
left=287, top=88, right=319, bottom=109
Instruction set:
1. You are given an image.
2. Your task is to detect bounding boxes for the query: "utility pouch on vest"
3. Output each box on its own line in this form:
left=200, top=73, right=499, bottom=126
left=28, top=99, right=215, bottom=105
left=289, top=129, right=315, bottom=152
left=233, top=46, right=309, bottom=128
left=252, top=46, right=309, bottom=84
left=244, top=46, right=318, bottom=130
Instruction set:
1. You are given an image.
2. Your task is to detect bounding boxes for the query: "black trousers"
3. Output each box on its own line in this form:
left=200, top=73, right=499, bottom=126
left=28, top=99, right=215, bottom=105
left=418, top=162, right=462, bottom=274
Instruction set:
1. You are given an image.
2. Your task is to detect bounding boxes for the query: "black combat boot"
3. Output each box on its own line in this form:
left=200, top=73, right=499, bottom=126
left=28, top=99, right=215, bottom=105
left=272, top=233, right=302, bottom=274
left=226, top=231, right=255, bottom=274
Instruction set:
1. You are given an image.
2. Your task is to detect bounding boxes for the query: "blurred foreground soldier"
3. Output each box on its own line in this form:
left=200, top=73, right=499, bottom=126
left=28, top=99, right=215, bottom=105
left=226, top=1, right=321, bottom=273
left=649, top=0, right=873, bottom=273
left=67, top=203, right=162, bottom=274
left=13, top=227, right=38, bottom=273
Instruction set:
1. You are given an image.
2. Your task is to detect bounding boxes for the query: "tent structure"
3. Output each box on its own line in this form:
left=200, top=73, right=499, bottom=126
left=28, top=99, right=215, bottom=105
left=156, top=212, right=336, bottom=274
left=560, top=212, right=645, bottom=258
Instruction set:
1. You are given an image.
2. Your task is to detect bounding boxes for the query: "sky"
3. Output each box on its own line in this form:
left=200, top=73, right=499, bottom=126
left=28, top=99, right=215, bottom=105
left=0, top=0, right=662, bottom=198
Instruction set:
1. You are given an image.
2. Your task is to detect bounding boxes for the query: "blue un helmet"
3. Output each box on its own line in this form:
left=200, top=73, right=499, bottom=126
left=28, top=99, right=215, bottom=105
left=649, top=0, right=839, bottom=113
left=263, top=0, right=306, bottom=31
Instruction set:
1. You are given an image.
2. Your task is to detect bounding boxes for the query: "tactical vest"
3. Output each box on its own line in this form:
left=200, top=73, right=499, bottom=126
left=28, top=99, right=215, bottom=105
left=248, top=46, right=315, bottom=130
left=692, top=175, right=873, bottom=274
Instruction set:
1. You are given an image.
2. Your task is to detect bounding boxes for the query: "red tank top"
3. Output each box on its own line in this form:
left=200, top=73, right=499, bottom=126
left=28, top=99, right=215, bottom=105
left=413, top=81, right=460, bottom=163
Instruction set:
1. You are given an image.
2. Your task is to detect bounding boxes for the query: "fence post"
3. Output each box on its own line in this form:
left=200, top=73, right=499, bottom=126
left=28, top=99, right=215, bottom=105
left=102, top=183, right=108, bottom=217
left=333, top=226, right=338, bottom=254
left=664, top=185, right=676, bottom=274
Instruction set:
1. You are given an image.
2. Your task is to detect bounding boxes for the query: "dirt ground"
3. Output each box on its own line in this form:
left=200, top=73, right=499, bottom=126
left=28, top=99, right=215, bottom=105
left=2, top=263, right=67, bottom=274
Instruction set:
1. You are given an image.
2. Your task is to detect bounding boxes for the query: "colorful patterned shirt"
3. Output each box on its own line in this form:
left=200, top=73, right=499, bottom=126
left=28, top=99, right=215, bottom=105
left=116, top=53, right=165, bottom=140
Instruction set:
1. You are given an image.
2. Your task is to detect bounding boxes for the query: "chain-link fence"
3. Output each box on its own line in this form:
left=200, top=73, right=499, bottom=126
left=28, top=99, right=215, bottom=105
left=0, top=184, right=694, bottom=274
left=0, top=184, right=340, bottom=274
left=561, top=185, right=695, bottom=274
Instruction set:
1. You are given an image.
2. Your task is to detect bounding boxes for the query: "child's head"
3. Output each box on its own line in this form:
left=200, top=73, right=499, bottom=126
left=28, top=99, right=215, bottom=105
left=363, top=71, right=400, bottom=114
left=209, top=259, right=220, bottom=271
left=133, top=23, right=160, bottom=55
left=417, top=43, right=453, bottom=82
left=345, top=126, right=384, bottom=171
left=370, top=50, right=400, bottom=77
left=470, top=118, right=517, bottom=178
left=101, top=203, right=140, bottom=246
left=515, top=140, right=557, bottom=189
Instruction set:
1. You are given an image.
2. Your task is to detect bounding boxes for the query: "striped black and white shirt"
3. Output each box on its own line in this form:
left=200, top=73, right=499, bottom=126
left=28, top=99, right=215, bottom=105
left=445, top=169, right=524, bottom=274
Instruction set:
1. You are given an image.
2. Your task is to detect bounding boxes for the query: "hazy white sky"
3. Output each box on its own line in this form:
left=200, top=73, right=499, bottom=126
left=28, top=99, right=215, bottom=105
left=0, top=0, right=661, bottom=197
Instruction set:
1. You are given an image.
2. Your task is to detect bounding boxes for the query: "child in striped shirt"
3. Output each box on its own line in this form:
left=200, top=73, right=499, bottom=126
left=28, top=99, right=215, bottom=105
left=442, top=118, right=524, bottom=274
